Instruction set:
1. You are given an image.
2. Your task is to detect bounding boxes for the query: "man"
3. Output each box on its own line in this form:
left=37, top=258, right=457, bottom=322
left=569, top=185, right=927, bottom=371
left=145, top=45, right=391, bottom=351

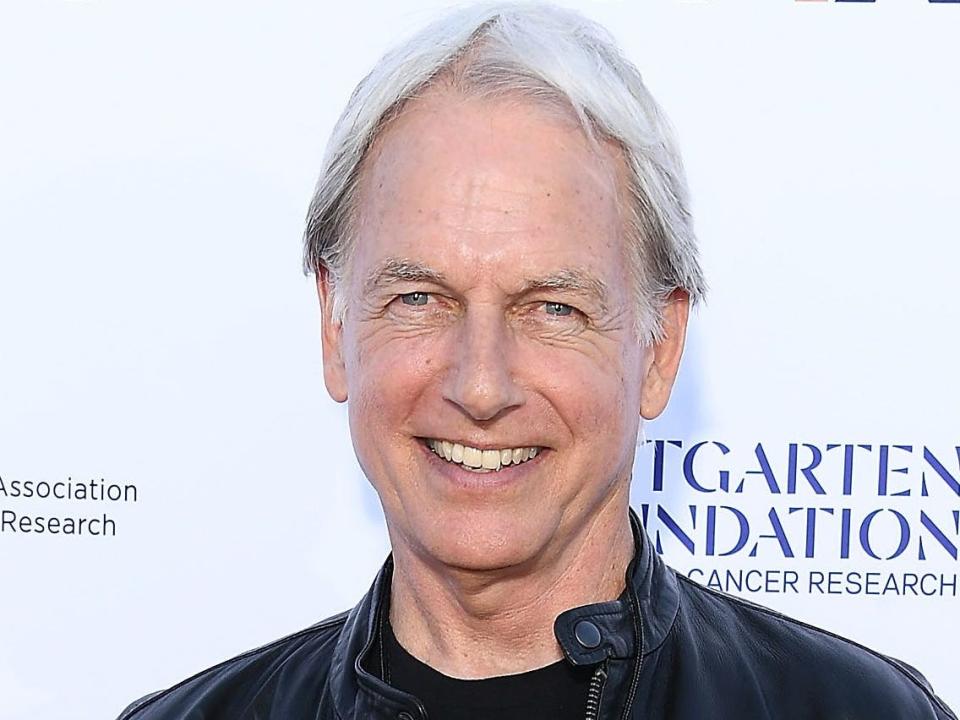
left=119, top=4, right=955, bottom=719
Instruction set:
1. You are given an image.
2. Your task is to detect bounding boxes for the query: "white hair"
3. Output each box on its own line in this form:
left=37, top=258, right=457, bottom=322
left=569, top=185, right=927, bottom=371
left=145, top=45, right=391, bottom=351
left=303, top=2, right=706, bottom=343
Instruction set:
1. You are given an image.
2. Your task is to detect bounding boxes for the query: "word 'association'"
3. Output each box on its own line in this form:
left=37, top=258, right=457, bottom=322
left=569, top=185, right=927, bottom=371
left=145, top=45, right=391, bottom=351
left=0, top=475, right=138, bottom=537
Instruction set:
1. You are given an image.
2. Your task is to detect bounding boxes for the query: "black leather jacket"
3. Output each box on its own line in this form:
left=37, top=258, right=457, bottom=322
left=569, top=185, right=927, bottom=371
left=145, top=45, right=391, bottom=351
left=119, top=511, right=956, bottom=719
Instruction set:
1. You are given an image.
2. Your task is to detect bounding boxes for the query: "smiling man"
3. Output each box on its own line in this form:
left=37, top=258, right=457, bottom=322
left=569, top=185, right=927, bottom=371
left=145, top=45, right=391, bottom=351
left=118, top=4, right=955, bottom=720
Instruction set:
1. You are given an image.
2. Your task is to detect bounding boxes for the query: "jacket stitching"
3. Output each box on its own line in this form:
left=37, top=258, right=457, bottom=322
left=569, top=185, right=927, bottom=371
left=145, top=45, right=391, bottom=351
left=618, top=583, right=644, bottom=719
left=637, top=567, right=681, bottom=658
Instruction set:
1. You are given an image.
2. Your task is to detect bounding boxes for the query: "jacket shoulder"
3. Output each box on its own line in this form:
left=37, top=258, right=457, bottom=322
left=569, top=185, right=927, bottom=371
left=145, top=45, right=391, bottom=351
left=117, top=610, right=350, bottom=720
left=673, top=574, right=956, bottom=719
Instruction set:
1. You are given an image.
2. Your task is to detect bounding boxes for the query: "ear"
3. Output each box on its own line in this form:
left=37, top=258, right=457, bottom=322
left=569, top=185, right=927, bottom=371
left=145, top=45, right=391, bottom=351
left=316, top=267, right=349, bottom=403
left=639, top=289, right=690, bottom=420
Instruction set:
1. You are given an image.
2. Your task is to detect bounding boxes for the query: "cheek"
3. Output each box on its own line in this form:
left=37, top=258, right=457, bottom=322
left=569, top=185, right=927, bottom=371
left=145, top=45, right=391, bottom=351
left=522, top=344, right=634, bottom=437
left=345, top=325, right=443, bottom=429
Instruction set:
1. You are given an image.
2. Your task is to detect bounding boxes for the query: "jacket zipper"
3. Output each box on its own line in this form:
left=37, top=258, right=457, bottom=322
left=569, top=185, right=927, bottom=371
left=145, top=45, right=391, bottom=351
left=583, top=663, right=608, bottom=720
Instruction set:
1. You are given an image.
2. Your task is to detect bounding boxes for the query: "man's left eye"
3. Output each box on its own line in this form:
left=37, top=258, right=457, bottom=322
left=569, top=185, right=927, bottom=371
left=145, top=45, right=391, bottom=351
left=544, top=302, right=574, bottom=317
left=400, top=292, right=430, bottom=306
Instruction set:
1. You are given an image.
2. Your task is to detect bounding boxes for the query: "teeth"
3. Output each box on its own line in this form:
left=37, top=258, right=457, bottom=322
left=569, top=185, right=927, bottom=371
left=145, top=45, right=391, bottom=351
left=425, top=439, right=542, bottom=472
left=462, top=446, right=483, bottom=468
left=481, top=450, right=500, bottom=470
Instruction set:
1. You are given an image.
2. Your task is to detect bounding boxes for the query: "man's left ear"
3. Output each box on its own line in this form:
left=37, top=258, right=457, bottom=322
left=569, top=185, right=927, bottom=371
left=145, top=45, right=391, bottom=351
left=639, top=289, right=690, bottom=420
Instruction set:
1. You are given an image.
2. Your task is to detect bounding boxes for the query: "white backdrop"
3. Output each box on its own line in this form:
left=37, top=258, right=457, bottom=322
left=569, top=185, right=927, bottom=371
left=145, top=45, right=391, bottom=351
left=0, top=1, right=957, bottom=718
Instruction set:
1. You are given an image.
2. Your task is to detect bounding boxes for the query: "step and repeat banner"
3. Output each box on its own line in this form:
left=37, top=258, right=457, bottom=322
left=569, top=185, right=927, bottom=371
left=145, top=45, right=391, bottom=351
left=1, top=1, right=957, bottom=718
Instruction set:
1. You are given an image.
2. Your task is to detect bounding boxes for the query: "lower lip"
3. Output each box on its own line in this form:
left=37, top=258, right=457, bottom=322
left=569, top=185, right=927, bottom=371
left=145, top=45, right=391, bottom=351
left=418, top=441, right=545, bottom=490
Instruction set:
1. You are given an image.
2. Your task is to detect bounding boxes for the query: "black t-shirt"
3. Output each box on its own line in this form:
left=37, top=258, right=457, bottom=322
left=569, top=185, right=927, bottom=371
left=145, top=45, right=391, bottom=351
left=382, top=619, right=594, bottom=720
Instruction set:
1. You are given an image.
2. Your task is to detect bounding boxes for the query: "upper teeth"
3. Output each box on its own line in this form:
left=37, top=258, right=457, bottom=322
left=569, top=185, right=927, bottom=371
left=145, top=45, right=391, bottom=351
left=425, top=439, right=540, bottom=471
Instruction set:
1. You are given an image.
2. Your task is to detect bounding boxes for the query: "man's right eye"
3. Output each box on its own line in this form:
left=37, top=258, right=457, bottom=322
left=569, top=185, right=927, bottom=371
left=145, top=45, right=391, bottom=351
left=399, top=292, right=430, bottom=306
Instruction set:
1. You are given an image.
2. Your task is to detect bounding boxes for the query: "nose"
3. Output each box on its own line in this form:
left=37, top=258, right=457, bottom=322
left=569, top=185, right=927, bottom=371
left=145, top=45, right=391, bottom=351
left=442, top=305, right=524, bottom=422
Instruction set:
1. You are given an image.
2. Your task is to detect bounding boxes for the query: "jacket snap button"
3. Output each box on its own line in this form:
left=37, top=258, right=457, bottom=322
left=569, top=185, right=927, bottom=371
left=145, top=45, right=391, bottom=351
left=574, top=619, right=602, bottom=649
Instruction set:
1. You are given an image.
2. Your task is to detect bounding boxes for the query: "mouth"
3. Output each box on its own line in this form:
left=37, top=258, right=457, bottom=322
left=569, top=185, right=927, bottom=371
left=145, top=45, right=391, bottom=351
left=419, top=438, right=543, bottom=474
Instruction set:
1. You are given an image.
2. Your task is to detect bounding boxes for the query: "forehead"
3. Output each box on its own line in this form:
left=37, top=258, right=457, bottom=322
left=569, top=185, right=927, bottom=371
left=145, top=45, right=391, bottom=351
left=353, top=89, right=632, bottom=284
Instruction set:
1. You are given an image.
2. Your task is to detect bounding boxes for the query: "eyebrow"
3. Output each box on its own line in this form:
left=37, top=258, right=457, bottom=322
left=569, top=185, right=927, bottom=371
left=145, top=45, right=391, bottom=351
left=518, top=269, right=611, bottom=313
left=362, top=257, right=446, bottom=295
left=363, top=257, right=610, bottom=312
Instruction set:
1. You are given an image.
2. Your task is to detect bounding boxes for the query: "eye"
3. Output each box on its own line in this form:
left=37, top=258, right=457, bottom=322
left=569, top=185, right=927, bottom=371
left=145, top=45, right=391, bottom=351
left=400, top=292, right=430, bottom=306
left=543, top=301, right=574, bottom=317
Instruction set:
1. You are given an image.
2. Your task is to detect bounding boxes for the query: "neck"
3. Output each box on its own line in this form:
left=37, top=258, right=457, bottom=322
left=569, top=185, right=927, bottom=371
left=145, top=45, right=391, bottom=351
left=387, top=493, right=635, bottom=679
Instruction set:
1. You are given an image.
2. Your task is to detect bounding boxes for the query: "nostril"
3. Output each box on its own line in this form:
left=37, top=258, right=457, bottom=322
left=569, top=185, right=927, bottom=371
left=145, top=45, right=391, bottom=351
left=443, top=376, right=524, bottom=422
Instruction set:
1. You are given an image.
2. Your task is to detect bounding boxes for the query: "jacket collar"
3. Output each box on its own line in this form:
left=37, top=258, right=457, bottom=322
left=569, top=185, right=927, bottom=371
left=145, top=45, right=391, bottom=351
left=326, top=508, right=680, bottom=720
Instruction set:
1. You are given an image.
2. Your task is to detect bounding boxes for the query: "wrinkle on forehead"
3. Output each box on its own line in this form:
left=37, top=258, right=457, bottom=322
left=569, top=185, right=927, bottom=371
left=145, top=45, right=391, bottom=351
left=354, top=88, right=631, bottom=246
